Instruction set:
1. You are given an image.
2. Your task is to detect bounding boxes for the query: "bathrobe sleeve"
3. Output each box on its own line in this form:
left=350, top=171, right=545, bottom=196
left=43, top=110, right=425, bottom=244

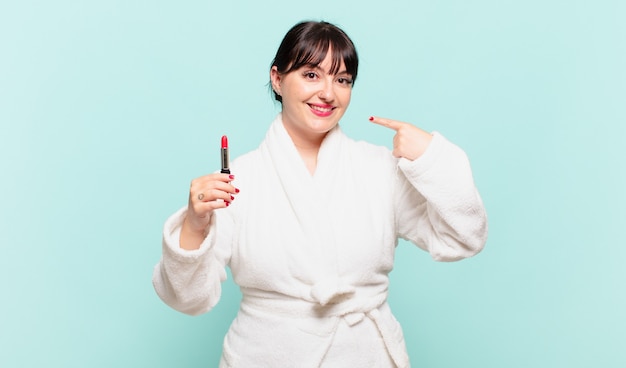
left=152, top=206, right=233, bottom=316
left=395, top=132, right=488, bottom=261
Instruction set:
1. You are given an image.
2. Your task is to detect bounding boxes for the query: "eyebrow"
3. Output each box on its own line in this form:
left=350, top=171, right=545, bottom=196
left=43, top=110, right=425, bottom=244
left=305, top=64, right=351, bottom=76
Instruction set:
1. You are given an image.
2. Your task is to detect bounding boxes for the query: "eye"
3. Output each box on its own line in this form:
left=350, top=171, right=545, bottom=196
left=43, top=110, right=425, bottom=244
left=303, top=71, right=318, bottom=80
left=337, top=77, right=353, bottom=86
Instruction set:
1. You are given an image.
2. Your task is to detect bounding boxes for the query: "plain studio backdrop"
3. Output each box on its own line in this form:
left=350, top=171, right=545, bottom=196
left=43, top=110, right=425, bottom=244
left=1, top=1, right=624, bottom=367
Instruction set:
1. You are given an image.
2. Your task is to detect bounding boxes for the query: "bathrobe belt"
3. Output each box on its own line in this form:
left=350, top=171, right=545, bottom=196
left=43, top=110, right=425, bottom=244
left=240, top=283, right=410, bottom=368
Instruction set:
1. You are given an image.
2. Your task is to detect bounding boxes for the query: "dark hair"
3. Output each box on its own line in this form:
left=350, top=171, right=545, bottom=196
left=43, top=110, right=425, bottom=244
left=270, top=21, right=359, bottom=102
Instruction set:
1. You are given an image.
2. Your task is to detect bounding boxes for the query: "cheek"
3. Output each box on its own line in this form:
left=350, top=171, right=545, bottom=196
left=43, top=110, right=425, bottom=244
left=283, top=81, right=310, bottom=101
left=342, top=89, right=352, bottom=105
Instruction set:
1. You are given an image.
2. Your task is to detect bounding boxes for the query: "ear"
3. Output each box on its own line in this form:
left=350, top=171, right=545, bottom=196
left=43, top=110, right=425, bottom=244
left=270, top=66, right=282, bottom=96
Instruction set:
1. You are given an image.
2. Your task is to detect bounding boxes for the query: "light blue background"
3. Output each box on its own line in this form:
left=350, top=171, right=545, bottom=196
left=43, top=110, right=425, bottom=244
left=1, top=0, right=625, bottom=367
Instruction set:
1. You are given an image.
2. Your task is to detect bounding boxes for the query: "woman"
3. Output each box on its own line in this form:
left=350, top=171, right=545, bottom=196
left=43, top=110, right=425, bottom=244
left=153, top=21, right=488, bottom=367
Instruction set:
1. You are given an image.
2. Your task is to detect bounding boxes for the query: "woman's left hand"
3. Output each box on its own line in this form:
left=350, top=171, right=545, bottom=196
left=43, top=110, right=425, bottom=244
left=369, top=116, right=433, bottom=161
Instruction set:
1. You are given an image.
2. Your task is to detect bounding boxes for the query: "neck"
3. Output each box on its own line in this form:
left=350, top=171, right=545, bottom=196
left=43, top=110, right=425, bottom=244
left=293, top=138, right=323, bottom=176
left=288, top=129, right=325, bottom=150
left=283, top=126, right=327, bottom=176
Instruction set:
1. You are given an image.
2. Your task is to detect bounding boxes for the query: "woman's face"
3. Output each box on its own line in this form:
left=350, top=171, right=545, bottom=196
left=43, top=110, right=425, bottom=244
left=271, top=50, right=353, bottom=144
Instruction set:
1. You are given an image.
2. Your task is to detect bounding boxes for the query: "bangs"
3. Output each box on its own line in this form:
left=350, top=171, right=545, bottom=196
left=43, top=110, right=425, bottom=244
left=287, top=37, right=357, bottom=77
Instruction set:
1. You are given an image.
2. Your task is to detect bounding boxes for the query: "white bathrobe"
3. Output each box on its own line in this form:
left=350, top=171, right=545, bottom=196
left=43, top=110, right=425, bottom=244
left=153, top=114, right=488, bottom=367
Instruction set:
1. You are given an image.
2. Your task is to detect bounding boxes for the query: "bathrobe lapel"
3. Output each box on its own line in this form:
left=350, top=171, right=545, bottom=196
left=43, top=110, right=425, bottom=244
left=261, top=116, right=355, bottom=304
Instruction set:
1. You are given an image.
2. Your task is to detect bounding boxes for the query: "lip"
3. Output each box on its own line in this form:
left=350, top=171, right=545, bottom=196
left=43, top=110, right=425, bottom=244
left=308, top=103, right=335, bottom=117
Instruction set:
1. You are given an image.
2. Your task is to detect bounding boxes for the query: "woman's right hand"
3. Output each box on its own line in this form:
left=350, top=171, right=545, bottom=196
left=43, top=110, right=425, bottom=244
left=180, top=173, right=239, bottom=250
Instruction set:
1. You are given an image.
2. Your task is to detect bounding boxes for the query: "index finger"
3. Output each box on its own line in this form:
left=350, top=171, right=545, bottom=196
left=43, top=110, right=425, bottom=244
left=369, top=116, right=405, bottom=131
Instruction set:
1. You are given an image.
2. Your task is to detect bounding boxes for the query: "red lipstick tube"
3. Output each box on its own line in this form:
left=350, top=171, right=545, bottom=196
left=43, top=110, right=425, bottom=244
left=221, top=135, right=230, bottom=174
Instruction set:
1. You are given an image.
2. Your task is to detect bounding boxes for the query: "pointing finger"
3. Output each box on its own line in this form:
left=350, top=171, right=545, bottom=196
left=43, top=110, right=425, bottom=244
left=369, top=116, right=405, bottom=131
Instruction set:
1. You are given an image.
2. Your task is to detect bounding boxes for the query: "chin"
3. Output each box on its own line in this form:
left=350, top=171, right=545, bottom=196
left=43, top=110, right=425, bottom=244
left=309, top=120, right=339, bottom=134
left=312, top=113, right=343, bottom=128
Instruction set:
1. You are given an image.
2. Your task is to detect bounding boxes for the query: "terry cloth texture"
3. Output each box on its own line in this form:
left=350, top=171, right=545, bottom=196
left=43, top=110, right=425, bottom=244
left=153, top=114, right=488, bottom=367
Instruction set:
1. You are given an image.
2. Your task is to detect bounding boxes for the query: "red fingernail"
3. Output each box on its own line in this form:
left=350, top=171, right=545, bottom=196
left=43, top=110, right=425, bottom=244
left=369, top=116, right=374, bottom=121
left=235, top=188, right=240, bottom=193
left=229, top=174, right=235, bottom=180
left=230, top=195, right=234, bottom=200
left=225, top=201, right=230, bottom=207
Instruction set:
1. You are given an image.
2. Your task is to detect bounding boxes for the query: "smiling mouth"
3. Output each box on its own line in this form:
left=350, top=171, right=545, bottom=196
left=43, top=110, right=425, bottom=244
left=308, top=104, right=335, bottom=114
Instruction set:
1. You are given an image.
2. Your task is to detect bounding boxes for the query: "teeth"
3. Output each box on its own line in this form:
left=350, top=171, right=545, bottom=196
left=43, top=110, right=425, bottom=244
left=310, top=105, right=332, bottom=112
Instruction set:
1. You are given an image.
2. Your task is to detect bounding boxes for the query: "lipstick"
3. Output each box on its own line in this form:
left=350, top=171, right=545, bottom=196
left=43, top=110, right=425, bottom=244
left=221, top=135, right=230, bottom=174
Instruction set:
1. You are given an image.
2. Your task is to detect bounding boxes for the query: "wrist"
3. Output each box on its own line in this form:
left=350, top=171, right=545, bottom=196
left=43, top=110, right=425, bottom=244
left=180, top=214, right=211, bottom=250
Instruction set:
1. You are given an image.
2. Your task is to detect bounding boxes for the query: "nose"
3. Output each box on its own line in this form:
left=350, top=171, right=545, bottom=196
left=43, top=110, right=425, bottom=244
left=318, top=78, right=335, bottom=101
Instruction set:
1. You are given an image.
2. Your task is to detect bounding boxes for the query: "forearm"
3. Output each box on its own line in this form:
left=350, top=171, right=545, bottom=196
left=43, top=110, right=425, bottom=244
left=153, top=207, right=228, bottom=315
left=396, top=133, right=488, bottom=260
